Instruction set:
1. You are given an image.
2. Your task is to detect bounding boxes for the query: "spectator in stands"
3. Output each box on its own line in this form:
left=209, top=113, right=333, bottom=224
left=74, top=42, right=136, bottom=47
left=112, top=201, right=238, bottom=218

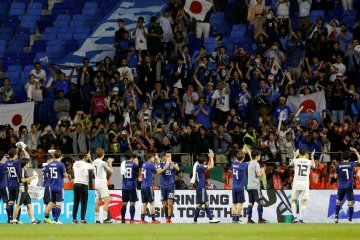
left=25, top=123, right=41, bottom=156
left=0, top=78, right=15, bottom=103
left=137, top=54, right=156, bottom=96
left=159, top=8, right=174, bottom=59
left=194, top=97, right=211, bottom=129
left=276, top=0, right=291, bottom=34
left=341, top=0, right=353, bottom=10
left=151, top=82, right=169, bottom=121
left=40, top=125, right=57, bottom=152
left=30, top=62, right=46, bottom=81
left=49, top=68, right=73, bottom=96
left=172, top=56, right=189, bottom=97
left=71, top=123, right=90, bottom=155
left=196, top=0, right=214, bottom=39
left=248, top=0, right=267, bottom=38
left=24, top=74, right=36, bottom=102
left=55, top=123, right=73, bottom=154
left=213, top=124, right=232, bottom=166
left=67, top=83, right=82, bottom=119
left=132, top=17, right=148, bottom=54
left=297, top=0, right=312, bottom=37
left=114, top=19, right=130, bottom=67
left=175, top=170, right=188, bottom=189
left=211, top=80, right=230, bottom=125
left=54, top=90, right=71, bottom=120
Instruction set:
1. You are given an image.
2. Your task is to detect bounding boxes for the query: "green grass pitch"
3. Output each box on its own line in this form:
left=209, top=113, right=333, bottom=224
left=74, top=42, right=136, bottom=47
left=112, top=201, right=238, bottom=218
left=2, top=224, right=360, bottom=240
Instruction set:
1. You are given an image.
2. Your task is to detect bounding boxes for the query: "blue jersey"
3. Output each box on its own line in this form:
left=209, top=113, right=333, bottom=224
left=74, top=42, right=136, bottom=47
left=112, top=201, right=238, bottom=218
left=46, top=161, right=66, bottom=191
left=196, top=165, right=208, bottom=190
left=42, top=165, right=50, bottom=188
left=159, top=162, right=177, bottom=188
left=122, top=161, right=139, bottom=190
left=6, top=159, right=21, bottom=189
left=0, top=162, right=7, bottom=189
left=232, top=161, right=248, bottom=190
left=336, top=161, right=359, bottom=189
left=141, top=161, right=157, bottom=189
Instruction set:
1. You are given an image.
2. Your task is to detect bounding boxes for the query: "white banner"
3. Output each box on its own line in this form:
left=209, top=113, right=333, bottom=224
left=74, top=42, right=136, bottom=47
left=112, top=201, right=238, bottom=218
left=0, top=102, right=35, bottom=131
left=105, top=190, right=360, bottom=223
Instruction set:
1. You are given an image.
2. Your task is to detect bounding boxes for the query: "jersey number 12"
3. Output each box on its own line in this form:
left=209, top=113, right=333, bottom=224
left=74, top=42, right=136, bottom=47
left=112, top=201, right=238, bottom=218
left=297, top=165, right=308, bottom=177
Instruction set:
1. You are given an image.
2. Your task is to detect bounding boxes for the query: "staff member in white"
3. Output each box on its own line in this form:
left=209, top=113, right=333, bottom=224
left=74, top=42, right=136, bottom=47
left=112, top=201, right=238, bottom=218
left=72, top=152, right=94, bottom=224
left=93, top=148, right=113, bottom=223
left=290, top=148, right=315, bottom=224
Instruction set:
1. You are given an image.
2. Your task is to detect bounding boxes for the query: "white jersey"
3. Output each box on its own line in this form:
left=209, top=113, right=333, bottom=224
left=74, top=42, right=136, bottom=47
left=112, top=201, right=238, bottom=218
left=93, top=158, right=110, bottom=187
left=73, top=160, right=94, bottom=185
left=290, top=158, right=315, bottom=190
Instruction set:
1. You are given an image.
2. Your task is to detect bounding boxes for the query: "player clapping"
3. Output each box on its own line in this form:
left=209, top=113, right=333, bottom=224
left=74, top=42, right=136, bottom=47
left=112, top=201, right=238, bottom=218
left=334, top=147, right=360, bottom=223
left=290, top=148, right=315, bottom=224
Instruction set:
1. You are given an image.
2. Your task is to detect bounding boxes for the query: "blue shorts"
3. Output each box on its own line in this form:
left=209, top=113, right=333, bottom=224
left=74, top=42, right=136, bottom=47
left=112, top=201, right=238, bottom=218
left=122, top=189, right=138, bottom=203
left=0, top=187, right=9, bottom=203
left=141, top=187, right=154, bottom=203
left=247, top=189, right=263, bottom=204
left=8, top=187, right=19, bottom=202
left=337, top=188, right=354, bottom=201
left=161, top=186, right=175, bottom=201
left=50, top=190, right=63, bottom=203
left=196, top=188, right=209, bottom=205
left=43, top=187, right=51, bottom=205
left=232, top=188, right=245, bottom=204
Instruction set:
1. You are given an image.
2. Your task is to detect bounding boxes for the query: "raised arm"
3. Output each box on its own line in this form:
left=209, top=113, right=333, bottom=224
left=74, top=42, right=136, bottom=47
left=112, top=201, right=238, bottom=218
left=207, top=151, right=215, bottom=170
left=350, top=147, right=360, bottom=162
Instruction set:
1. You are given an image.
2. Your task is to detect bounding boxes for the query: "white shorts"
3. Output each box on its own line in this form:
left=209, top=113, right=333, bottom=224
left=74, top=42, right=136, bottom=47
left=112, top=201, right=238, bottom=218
left=96, top=186, right=109, bottom=200
left=291, top=189, right=309, bottom=201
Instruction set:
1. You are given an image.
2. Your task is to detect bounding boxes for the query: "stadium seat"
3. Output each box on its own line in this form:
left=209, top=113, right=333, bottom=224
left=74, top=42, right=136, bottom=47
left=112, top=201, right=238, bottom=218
left=2, top=16, right=20, bottom=28
left=15, top=29, right=30, bottom=46
left=27, top=2, right=43, bottom=16
left=231, top=30, right=246, bottom=39
left=309, top=10, right=325, bottom=23
left=232, top=24, right=247, bottom=31
left=20, top=16, right=38, bottom=33
left=83, top=2, right=98, bottom=16
left=6, top=71, right=21, bottom=80
left=7, top=40, right=25, bottom=53
left=9, top=3, right=26, bottom=16
left=0, top=28, right=14, bottom=41
left=58, top=28, right=74, bottom=41
left=0, top=3, right=9, bottom=16
left=6, top=65, right=23, bottom=73
left=44, top=27, right=58, bottom=41
left=37, top=15, right=53, bottom=33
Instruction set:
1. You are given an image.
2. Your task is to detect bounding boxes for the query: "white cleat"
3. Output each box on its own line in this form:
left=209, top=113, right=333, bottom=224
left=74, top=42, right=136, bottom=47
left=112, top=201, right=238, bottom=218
left=54, top=221, right=63, bottom=224
left=209, top=218, right=220, bottom=223
left=348, top=220, right=355, bottom=224
left=238, top=220, right=245, bottom=224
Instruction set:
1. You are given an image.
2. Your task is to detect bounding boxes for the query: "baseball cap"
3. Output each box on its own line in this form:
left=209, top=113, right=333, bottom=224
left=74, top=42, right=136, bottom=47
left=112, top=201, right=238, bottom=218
left=112, top=87, right=119, bottom=95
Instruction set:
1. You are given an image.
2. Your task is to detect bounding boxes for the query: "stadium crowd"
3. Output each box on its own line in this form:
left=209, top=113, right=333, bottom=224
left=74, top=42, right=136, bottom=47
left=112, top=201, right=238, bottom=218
left=1, top=0, right=360, bottom=191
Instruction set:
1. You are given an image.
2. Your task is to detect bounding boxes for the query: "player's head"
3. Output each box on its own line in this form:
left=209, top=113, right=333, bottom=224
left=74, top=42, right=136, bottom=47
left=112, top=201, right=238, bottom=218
left=251, top=149, right=261, bottom=161
left=96, top=148, right=105, bottom=159
left=54, top=150, right=63, bottom=159
left=197, top=157, right=207, bottom=165
left=236, top=150, right=245, bottom=162
left=21, top=158, right=30, bottom=168
left=78, top=152, right=86, bottom=161
left=146, top=153, right=155, bottom=162
left=342, top=151, right=351, bottom=162
left=124, top=150, right=133, bottom=160
left=164, top=151, right=172, bottom=162
left=8, top=148, right=18, bottom=159
left=299, top=148, right=307, bottom=157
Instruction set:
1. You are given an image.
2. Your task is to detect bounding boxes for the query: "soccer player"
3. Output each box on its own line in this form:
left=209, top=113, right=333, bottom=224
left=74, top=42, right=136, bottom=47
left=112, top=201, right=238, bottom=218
left=12, top=158, right=40, bottom=224
left=0, top=152, right=10, bottom=223
left=290, top=148, right=315, bottom=224
left=72, top=152, right=94, bottom=223
left=334, top=147, right=360, bottom=223
left=231, top=148, right=249, bottom=223
left=140, top=153, right=169, bottom=224
left=120, top=151, right=139, bottom=223
left=160, top=152, right=179, bottom=223
left=246, top=146, right=267, bottom=224
left=42, top=154, right=53, bottom=221
left=6, top=148, right=29, bottom=223
left=44, top=150, right=68, bottom=224
left=193, top=151, right=220, bottom=223
left=93, top=148, right=113, bottom=224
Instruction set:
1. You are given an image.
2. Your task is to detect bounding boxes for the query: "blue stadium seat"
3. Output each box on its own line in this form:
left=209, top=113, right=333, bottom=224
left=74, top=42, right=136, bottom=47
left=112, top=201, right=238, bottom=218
left=8, top=40, right=25, bottom=54
left=3, top=16, right=20, bottom=28
left=47, top=45, right=63, bottom=53
left=51, top=3, right=66, bottom=20
left=2, top=54, right=18, bottom=71
left=18, top=52, right=35, bottom=66
left=37, top=15, right=53, bottom=33
left=0, top=28, right=14, bottom=41
left=309, top=10, right=325, bottom=23
left=231, top=30, right=246, bottom=39
left=46, top=40, right=64, bottom=47
left=83, top=2, right=98, bottom=16
left=44, top=27, right=58, bottom=41
left=0, top=3, right=9, bottom=16
left=232, top=24, right=247, bottom=31
left=204, top=37, right=216, bottom=45
left=0, top=40, right=6, bottom=57
left=58, top=28, right=74, bottom=41
left=343, top=9, right=358, bottom=28
left=63, top=40, right=79, bottom=54
left=188, top=37, right=202, bottom=55
left=32, top=40, right=47, bottom=53
left=6, top=71, right=21, bottom=80
left=6, top=65, right=22, bottom=73
left=20, top=16, right=38, bottom=33
left=9, top=3, right=26, bottom=16
left=27, top=2, right=43, bottom=16
left=204, top=43, right=216, bottom=52
left=15, top=29, right=30, bottom=46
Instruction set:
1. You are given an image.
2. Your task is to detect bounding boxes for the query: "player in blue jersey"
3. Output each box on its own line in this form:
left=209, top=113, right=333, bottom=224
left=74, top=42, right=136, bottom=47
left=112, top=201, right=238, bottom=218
left=140, top=153, right=169, bottom=224
left=0, top=151, right=10, bottom=223
left=42, top=154, right=54, bottom=220
left=120, top=151, right=139, bottom=224
left=12, top=158, right=40, bottom=224
left=231, top=148, right=249, bottom=223
left=334, top=147, right=360, bottom=223
left=6, top=147, right=29, bottom=223
left=44, top=150, right=68, bottom=224
left=160, top=152, right=179, bottom=224
left=192, top=150, right=220, bottom=223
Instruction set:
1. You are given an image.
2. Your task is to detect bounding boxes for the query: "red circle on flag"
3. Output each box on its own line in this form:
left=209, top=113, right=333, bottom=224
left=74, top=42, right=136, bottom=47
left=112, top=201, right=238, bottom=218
left=189, top=1, right=202, bottom=14
left=12, top=114, right=22, bottom=126
left=299, top=100, right=316, bottom=114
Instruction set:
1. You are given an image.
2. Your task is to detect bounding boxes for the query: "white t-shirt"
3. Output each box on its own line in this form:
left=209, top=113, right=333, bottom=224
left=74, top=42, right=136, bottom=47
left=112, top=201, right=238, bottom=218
left=30, top=69, right=46, bottom=81
left=93, top=158, right=110, bottom=187
left=211, top=89, right=230, bottom=112
left=290, top=158, right=315, bottom=190
left=133, top=28, right=148, bottom=50
left=183, top=92, right=199, bottom=115
left=73, top=160, right=94, bottom=185
left=117, top=66, right=134, bottom=82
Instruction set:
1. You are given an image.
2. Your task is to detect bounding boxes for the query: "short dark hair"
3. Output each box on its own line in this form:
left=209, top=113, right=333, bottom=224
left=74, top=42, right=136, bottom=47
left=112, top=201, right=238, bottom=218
left=342, top=151, right=351, bottom=161
left=198, top=158, right=206, bottom=165
left=146, top=153, right=155, bottom=161
left=299, top=148, right=307, bottom=156
left=124, top=151, right=133, bottom=160
left=251, top=149, right=261, bottom=159
left=8, top=148, right=17, bottom=158
left=54, top=150, right=63, bottom=159
left=21, top=158, right=30, bottom=168
left=138, top=16, right=144, bottom=22
left=78, top=152, right=86, bottom=160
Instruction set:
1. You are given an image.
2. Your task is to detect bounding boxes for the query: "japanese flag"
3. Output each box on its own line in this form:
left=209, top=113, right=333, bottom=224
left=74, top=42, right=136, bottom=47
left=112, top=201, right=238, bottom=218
left=286, top=91, right=326, bottom=114
left=0, top=102, right=35, bottom=132
left=184, top=0, right=213, bottom=21
left=271, top=58, right=281, bottom=75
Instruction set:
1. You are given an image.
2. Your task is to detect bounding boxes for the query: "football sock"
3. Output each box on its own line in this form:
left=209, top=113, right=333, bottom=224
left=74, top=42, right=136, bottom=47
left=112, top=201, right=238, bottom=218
left=232, top=214, right=238, bottom=222
left=121, top=205, right=127, bottom=220
left=17, top=207, right=21, bottom=221
left=163, top=206, right=168, bottom=218
left=236, top=216, right=240, bottom=222
left=257, top=205, right=263, bottom=220
left=335, top=205, right=340, bottom=219
left=45, top=213, right=50, bottom=219
left=55, top=206, right=61, bottom=221
left=130, top=206, right=135, bottom=221
left=141, top=214, right=145, bottom=221
left=103, top=211, right=108, bottom=220
left=95, top=212, right=99, bottom=221
left=6, top=205, right=11, bottom=221
left=194, top=207, right=201, bottom=222
left=247, top=205, right=253, bottom=221
left=205, top=207, right=212, bottom=220
left=348, top=206, right=354, bottom=221
left=8, top=205, right=13, bottom=220
left=52, top=207, right=56, bottom=219
left=151, top=214, right=155, bottom=221
left=299, top=204, right=307, bottom=220
left=291, top=202, right=297, bottom=219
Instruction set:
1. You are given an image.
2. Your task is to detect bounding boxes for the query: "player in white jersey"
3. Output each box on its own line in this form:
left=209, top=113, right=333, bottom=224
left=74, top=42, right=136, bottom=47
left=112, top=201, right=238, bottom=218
left=93, top=148, right=113, bottom=223
left=289, top=148, right=315, bottom=223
